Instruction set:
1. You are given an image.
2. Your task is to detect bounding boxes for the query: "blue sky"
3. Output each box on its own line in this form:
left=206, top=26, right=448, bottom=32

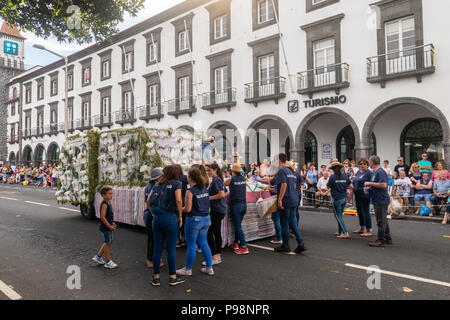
left=11, top=0, right=184, bottom=68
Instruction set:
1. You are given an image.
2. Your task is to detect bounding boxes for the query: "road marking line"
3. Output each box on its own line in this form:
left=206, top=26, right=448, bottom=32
left=0, top=280, right=22, bottom=300
left=0, top=196, right=18, bottom=201
left=246, top=243, right=296, bottom=255
left=24, top=201, right=50, bottom=207
left=345, top=263, right=450, bottom=288
left=58, top=207, right=79, bottom=212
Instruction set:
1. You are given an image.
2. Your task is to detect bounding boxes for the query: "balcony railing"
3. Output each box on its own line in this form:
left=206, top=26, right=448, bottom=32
left=0, top=58, right=24, bottom=71
left=93, top=113, right=113, bottom=127
left=44, top=124, right=59, bottom=135
left=244, top=77, right=286, bottom=106
left=6, top=135, right=17, bottom=143
left=75, top=118, right=92, bottom=129
left=58, top=121, right=75, bottom=132
left=367, top=44, right=435, bottom=84
left=115, top=108, right=136, bottom=123
left=297, top=63, right=350, bottom=96
left=3, top=94, right=19, bottom=103
left=23, top=128, right=31, bottom=138
left=167, top=96, right=197, bottom=117
left=202, top=88, right=237, bottom=111
left=31, top=127, right=44, bottom=136
left=138, top=103, right=164, bottom=119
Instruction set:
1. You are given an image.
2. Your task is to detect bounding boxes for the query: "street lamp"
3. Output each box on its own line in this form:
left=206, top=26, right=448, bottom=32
left=32, top=44, right=69, bottom=137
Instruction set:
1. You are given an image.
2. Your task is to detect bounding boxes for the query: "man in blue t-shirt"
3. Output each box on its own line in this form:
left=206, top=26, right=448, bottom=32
left=365, top=155, right=392, bottom=247
left=270, top=154, right=306, bottom=254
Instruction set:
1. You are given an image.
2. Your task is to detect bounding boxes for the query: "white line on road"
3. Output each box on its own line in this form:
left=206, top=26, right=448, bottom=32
left=0, top=196, right=18, bottom=201
left=345, top=263, right=450, bottom=288
left=0, top=280, right=22, bottom=300
left=247, top=243, right=296, bottom=255
left=58, top=207, right=79, bottom=212
left=24, top=201, right=50, bottom=207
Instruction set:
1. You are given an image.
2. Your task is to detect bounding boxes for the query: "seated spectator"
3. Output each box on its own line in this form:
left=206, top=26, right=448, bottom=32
left=389, top=189, right=405, bottom=217
left=431, top=171, right=450, bottom=215
left=394, top=157, right=410, bottom=179
left=315, top=171, right=331, bottom=207
left=350, top=160, right=359, bottom=174
left=418, top=153, right=433, bottom=173
left=431, top=161, right=450, bottom=181
left=394, top=170, right=411, bottom=212
left=414, top=171, right=433, bottom=216
left=319, top=164, right=328, bottom=178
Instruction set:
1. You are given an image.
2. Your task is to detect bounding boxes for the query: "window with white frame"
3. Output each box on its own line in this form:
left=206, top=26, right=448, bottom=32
left=68, top=72, right=73, bottom=90
left=83, top=66, right=91, bottom=84
left=123, top=91, right=133, bottom=111
left=102, top=60, right=110, bottom=79
left=179, top=30, right=188, bottom=52
left=124, top=52, right=133, bottom=71
left=50, top=110, right=57, bottom=123
left=386, top=16, right=415, bottom=58
left=11, top=102, right=15, bottom=116
left=38, top=112, right=43, bottom=129
left=258, top=54, right=275, bottom=84
left=38, top=84, right=44, bottom=99
left=101, top=97, right=110, bottom=116
left=258, top=0, right=274, bottom=24
left=82, top=102, right=89, bottom=121
left=313, top=38, right=336, bottom=85
left=214, top=15, right=227, bottom=39
left=215, top=66, right=228, bottom=93
left=149, top=84, right=159, bottom=106
left=51, top=79, right=57, bottom=95
left=149, top=41, right=158, bottom=62
left=179, top=76, right=190, bottom=101
left=25, top=87, right=31, bottom=103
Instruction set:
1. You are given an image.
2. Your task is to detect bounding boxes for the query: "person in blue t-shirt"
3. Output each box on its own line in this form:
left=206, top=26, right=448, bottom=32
left=205, top=162, right=227, bottom=265
left=351, top=158, right=373, bottom=237
left=144, top=168, right=164, bottom=269
left=177, top=167, right=214, bottom=276
left=327, top=162, right=353, bottom=239
left=224, top=163, right=249, bottom=255
left=269, top=154, right=306, bottom=254
left=365, top=155, right=392, bottom=247
left=92, top=186, right=118, bottom=269
left=148, top=165, right=185, bottom=287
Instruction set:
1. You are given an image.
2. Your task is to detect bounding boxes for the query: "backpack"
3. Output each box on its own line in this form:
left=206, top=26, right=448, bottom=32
left=149, top=184, right=168, bottom=216
left=419, top=204, right=431, bottom=216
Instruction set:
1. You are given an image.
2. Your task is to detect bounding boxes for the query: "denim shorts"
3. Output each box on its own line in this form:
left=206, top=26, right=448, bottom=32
left=102, top=230, right=113, bottom=244
left=399, top=192, right=410, bottom=198
left=414, top=194, right=432, bottom=202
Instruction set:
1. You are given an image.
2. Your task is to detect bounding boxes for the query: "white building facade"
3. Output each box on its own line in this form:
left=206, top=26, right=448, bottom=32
left=5, top=0, right=450, bottom=169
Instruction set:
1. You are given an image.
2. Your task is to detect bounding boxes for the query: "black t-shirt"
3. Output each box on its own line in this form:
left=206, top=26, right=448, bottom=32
left=394, top=164, right=410, bottom=177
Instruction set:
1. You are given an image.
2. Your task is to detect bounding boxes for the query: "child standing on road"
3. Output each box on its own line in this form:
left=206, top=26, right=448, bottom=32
left=92, top=186, right=118, bottom=269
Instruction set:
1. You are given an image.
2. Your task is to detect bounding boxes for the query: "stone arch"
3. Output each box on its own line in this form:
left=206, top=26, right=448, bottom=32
left=207, top=121, right=242, bottom=161
left=47, top=142, right=60, bottom=166
left=295, top=107, right=361, bottom=165
left=245, top=115, right=295, bottom=164
left=176, top=125, right=194, bottom=132
left=23, top=145, right=33, bottom=165
left=362, top=97, right=450, bottom=167
left=9, top=152, right=16, bottom=164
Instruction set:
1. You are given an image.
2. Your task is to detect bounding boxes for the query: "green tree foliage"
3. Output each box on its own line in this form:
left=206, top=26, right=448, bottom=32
left=0, top=0, right=145, bottom=44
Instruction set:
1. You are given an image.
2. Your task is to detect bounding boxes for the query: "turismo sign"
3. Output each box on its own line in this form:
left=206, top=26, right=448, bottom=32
left=4, top=40, right=18, bottom=55
left=303, top=95, right=347, bottom=108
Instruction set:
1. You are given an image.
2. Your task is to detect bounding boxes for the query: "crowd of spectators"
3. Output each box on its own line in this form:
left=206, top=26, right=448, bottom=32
left=0, top=162, right=59, bottom=188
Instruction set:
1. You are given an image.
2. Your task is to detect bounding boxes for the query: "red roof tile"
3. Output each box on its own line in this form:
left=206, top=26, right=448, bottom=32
left=0, top=21, right=25, bottom=39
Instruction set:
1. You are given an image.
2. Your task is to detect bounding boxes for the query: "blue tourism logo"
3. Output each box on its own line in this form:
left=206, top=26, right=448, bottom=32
left=4, top=40, right=18, bottom=55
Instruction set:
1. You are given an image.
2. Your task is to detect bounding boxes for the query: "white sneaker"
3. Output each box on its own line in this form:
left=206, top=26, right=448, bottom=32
left=387, top=214, right=392, bottom=220
left=202, top=258, right=222, bottom=266
left=200, top=267, right=214, bottom=276
left=92, top=255, right=105, bottom=265
left=104, top=260, right=118, bottom=269
left=270, top=239, right=283, bottom=244
left=176, top=267, right=192, bottom=276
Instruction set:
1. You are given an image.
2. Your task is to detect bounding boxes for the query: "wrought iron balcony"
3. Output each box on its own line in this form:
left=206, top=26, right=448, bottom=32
left=138, top=103, right=164, bottom=122
left=244, top=76, right=286, bottom=106
left=297, top=63, right=350, bottom=98
left=115, top=108, right=137, bottom=124
left=58, top=121, right=75, bottom=133
left=93, top=113, right=113, bottom=128
left=167, top=96, right=197, bottom=118
left=44, top=124, right=59, bottom=135
left=31, top=127, right=44, bottom=136
left=367, top=44, right=435, bottom=87
left=201, top=88, right=237, bottom=113
left=6, top=135, right=17, bottom=144
left=3, top=93, right=19, bottom=103
left=75, top=118, right=92, bottom=130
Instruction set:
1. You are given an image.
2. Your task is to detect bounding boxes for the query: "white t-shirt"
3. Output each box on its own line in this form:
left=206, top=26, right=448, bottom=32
left=317, top=177, right=329, bottom=191
left=395, top=177, right=411, bottom=194
left=383, top=167, right=393, bottom=177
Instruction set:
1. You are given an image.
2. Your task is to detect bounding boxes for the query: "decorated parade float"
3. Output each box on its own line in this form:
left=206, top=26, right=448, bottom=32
left=55, top=127, right=275, bottom=247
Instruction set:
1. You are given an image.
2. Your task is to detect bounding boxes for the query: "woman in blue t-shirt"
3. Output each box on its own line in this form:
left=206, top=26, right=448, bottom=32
left=148, top=165, right=185, bottom=287
left=177, top=167, right=214, bottom=276
left=224, top=164, right=249, bottom=255
left=205, top=162, right=227, bottom=265
left=327, top=162, right=353, bottom=239
left=351, top=158, right=373, bottom=237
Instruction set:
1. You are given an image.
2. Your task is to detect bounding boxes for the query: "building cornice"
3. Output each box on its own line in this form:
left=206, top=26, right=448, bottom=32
left=206, top=48, right=234, bottom=60
left=300, top=13, right=345, bottom=30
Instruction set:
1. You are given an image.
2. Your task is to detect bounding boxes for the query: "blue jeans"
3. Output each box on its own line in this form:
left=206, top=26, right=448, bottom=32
left=102, top=230, right=113, bottom=244
left=271, top=211, right=282, bottom=241
left=279, top=207, right=304, bottom=247
left=355, top=195, right=372, bottom=231
left=333, top=197, right=349, bottom=235
left=230, top=202, right=247, bottom=248
left=185, top=216, right=213, bottom=269
left=152, top=213, right=179, bottom=275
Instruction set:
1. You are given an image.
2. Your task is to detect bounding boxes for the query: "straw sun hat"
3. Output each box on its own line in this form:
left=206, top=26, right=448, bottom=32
left=329, top=161, right=344, bottom=169
left=231, top=163, right=242, bottom=173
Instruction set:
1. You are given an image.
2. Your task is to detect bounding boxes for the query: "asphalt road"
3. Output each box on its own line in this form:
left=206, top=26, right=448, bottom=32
left=0, top=184, right=449, bottom=300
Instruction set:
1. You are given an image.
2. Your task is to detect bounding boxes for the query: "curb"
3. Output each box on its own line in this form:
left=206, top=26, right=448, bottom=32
left=300, top=206, right=447, bottom=224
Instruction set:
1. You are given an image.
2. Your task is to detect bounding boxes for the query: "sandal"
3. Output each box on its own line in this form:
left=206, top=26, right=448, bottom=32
left=360, top=232, right=373, bottom=237
left=337, top=234, right=350, bottom=239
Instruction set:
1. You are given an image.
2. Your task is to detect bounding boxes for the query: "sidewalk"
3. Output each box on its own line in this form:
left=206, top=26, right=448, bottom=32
left=301, top=205, right=447, bottom=224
